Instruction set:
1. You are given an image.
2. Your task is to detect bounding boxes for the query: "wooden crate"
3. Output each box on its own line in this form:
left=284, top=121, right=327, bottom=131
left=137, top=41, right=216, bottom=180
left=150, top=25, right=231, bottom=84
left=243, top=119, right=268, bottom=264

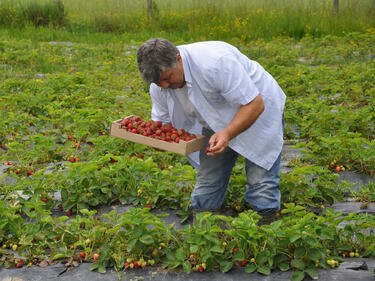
left=110, top=119, right=205, bottom=156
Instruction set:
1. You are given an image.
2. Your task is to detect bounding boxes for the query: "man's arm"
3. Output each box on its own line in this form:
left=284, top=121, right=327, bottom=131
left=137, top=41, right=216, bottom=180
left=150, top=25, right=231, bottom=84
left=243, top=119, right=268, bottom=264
left=207, top=93, right=264, bottom=156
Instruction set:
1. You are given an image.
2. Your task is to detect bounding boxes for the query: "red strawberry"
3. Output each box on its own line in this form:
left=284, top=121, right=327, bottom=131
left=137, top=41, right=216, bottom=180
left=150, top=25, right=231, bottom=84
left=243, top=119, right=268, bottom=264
left=80, top=252, right=86, bottom=258
left=66, top=210, right=72, bottom=217
left=16, top=259, right=23, bottom=268
left=198, top=266, right=204, bottom=272
left=239, top=260, right=248, bottom=267
left=41, top=198, right=47, bottom=203
left=27, top=171, right=34, bottom=176
left=133, top=261, right=139, bottom=269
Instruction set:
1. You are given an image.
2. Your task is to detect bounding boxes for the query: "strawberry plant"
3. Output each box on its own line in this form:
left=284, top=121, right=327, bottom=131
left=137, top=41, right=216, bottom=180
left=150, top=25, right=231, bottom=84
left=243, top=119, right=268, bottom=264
left=164, top=212, right=232, bottom=273
left=280, top=164, right=351, bottom=208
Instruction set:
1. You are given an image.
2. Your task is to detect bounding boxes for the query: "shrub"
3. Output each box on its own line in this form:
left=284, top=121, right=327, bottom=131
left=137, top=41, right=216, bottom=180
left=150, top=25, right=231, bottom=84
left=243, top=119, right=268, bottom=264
left=21, top=0, right=66, bottom=27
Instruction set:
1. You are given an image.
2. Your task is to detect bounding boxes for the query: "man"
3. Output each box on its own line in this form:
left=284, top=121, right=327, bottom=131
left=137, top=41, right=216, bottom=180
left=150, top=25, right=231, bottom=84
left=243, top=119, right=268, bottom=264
left=137, top=38, right=286, bottom=224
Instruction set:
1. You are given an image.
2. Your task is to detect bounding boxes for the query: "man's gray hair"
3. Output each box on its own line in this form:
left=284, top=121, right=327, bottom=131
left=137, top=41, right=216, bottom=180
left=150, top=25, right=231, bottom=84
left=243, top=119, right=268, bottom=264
left=137, top=38, right=179, bottom=84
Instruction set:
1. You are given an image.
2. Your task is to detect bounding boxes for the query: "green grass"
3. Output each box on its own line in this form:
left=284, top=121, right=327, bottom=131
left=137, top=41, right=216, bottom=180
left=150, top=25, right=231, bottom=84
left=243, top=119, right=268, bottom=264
left=0, top=0, right=374, bottom=42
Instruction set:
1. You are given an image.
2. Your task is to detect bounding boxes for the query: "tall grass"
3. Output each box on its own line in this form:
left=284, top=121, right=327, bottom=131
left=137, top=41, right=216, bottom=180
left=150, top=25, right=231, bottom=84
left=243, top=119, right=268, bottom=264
left=0, top=0, right=374, bottom=41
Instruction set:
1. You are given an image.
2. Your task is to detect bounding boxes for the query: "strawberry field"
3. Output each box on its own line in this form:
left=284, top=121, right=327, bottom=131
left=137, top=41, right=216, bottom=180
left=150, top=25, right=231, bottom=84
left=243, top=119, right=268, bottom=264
left=0, top=30, right=375, bottom=280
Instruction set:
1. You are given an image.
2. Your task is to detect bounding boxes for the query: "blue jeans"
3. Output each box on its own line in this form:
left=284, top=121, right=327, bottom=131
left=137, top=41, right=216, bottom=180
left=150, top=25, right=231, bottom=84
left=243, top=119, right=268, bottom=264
left=190, top=127, right=281, bottom=212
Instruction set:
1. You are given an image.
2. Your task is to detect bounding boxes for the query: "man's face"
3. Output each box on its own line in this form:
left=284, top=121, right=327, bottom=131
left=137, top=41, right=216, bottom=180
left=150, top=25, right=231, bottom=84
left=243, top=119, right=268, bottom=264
left=155, top=54, right=185, bottom=89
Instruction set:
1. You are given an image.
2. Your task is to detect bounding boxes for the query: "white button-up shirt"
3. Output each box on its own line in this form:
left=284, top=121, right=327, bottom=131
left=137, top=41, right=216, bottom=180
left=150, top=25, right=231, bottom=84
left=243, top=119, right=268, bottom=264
left=150, top=41, right=286, bottom=170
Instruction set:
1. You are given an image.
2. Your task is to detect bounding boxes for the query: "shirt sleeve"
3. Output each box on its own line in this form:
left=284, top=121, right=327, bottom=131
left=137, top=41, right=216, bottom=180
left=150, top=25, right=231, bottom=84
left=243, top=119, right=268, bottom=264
left=215, top=55, right=260, bottom=106
left=150, top=83, right=171, bottom=124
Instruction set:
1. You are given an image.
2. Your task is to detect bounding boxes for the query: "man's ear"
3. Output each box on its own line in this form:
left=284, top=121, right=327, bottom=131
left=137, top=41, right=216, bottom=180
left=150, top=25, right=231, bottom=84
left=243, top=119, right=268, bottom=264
left=176, top=53, right=182, bottom=62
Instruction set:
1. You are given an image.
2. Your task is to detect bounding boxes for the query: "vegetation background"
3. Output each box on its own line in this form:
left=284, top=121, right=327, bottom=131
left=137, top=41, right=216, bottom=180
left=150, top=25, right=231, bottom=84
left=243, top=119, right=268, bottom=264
left=0, top=0, right=375, bottom=43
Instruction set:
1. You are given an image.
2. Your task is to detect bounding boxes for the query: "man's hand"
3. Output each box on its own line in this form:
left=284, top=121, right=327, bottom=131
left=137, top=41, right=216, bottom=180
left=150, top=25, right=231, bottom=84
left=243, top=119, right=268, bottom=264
left=206, top=93, right=265, bottom=156
left=206, top=130, right=231, bottom=156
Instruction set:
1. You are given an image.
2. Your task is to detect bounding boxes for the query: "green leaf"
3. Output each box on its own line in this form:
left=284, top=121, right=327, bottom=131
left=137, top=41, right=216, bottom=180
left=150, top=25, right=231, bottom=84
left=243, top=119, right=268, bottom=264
left=166, top=260, right=181, bottom=269
left=290, top=233, right=301, bottom=242
left=291, top=259, right=306, bottom=270
left=220, top=261, right=233, bottom=273
left=305, top=237, right=319, bottom=246
left=307, top=248, right=322, bottom=260
left=107, top=225, right=120, bottom=235
left=140, top=235, right=154, bottom=245
left=176, top=248, right=185, bottom=262
left=182, top=261, right=191, bottom=273
left=291, top=270, right=305, bottom=281
left=190, top=245, right=198, bottom=253
left=256, top=253, right=268, bottom=265
left=62, top=200, right=75, bottom=212
left=201, top=250, right=212, bottom=262
left=89, top=263, right=99, bottom=271
left=127, top=239, right=137, bottom=252
left=77, top=202, right=89, bottom=211
left=294, top=247, right=305, bottom=259
left=52, top=253, right=71, bottom=260
left=61, top=189, right=68, bottom=201
left=305, top=267, right=319, bottom=280
left=210, top=245, right=224, bottom=253
left=98, top=265, right=106, bottom=274
left=234, top=250, right=244, bottom=261
left=257, top=265, right=271, bottom=275
left=245, top=263, right=256, bottom=273
left=89, top=197, right=99, bottom=206
left=279, top=261, right=290, bottom=271
left=274, top=253, right=289, bottom=265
